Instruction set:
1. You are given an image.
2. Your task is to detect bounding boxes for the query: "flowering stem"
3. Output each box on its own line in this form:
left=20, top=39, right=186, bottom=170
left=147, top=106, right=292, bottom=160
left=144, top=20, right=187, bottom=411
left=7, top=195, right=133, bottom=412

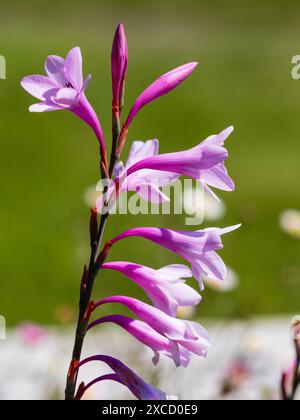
left=64, top=199, right=112, bottom=400
left=65, top=103, right=123, bottom=400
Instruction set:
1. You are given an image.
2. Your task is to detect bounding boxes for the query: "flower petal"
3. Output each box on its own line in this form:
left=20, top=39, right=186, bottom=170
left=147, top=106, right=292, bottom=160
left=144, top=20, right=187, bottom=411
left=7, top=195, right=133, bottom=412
left=65, top=47, right=83, bottom=91
left=157, top=264, right=192, bottom=279
left=193, top=251, right=227, bottom=284
left=202, top=126, right=234, bottom=147
left=52, top=87, right=78, bottom=107
left=21, top=75, right=61, bottom=101
left=125, top=140, right=159, bottom=169
left=202, top=163, right=235, bottom=191
left=136, top=183, right=170, bottom=204
left=79, top=355, right=170, bottom=400
left=29, top=102, right=62, bottom=112
left=45, top=55, right=67, bottom=86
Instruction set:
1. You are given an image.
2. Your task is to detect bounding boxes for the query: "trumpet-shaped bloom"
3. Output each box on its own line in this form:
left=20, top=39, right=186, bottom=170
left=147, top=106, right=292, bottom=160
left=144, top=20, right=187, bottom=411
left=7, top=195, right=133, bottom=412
left=21, top=47, right=105, bottom=151
left=125, top=62, right=198, bottom=128
left=102, top=262, right=201, bottom=316
left=111, top=24, right=128, bottom=106
left=124, top=127, right=235, bottom=198
left=96, top=140, right=179, bottom=211
left=78, top=355, right=171, bottom=400
left=111, top=225, right=241, bottom=290
left=88, top=315, right=191, bottom=367
left=94, top=296, right=210, bottom=365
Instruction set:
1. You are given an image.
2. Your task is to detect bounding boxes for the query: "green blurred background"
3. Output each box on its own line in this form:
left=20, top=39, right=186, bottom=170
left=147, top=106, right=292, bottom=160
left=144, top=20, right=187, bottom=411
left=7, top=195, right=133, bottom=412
left=1, top=0, right=300, bottom=325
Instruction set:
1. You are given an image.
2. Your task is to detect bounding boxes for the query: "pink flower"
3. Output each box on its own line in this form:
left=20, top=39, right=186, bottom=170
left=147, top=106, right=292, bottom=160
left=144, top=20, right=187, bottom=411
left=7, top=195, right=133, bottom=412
left=18, top=323, right=46, bottom=345
left=96, top=140, right=179, bottom=212
left=125, top=62, right=198, bottom=128
left=124, top=127, right=235, bottom=198
left=110, top=225, right=241, bottom=290
left=102, top=262, right=201, bottom=316
left=78, top=355, right=172, bottom=400
left=111, top=24, right=128, bottom=107
left=94, top=296, right=210, bottom=365
left=88, top=315, right=191, bottom=367
left=97, top=128, right=234, bottom=211
left=21, top=47, right=106, bottom=153
left=115, top=139, right=179, bottom=202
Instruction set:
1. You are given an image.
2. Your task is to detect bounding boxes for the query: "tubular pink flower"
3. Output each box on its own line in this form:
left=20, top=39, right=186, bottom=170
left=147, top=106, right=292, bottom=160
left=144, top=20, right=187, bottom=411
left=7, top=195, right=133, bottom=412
left=96, top=139, right=179, bottom=212
left=88, top=315, right=191, bottom=367
left=125, top=62, right=198, bottom=128
left=111, top=24, right=128, bottom=106
left=93, top=296, right=210, bottom=365
left=79, top=355, right=171, bottom=400
left=21, top=47, right=106, bottom=152
left=110, top=225, right=241, bottom=290
left=102, top=262, right=201, bottom=316
left=124, top=127, right=235, bottom=198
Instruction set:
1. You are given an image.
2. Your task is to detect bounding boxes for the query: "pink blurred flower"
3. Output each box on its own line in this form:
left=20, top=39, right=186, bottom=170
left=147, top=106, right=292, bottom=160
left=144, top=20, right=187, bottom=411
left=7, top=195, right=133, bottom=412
left=18, top=323, right=46, bottom=345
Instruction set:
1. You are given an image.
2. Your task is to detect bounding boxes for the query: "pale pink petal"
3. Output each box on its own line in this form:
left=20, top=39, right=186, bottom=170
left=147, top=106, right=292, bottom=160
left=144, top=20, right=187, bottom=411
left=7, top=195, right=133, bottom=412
left=157, top=264, right=192, bottom=279
left=65, top=47, right=83, bottom=91
left=29, top=102, right=62, bottom=112
left=195, top=251, right=227, bottom=282
left=136, top=183, right=170, bottom=204
left=21, top=75, right=61, bottom=101
left=202, top=163, right=235, bottom=191
left=125, top=140, right=159, bottom=169
left=52, top=87, right=78, bottom=107
left=45, top=55, right=67, bottom=85
left=202, top=126, right=234, bottom=147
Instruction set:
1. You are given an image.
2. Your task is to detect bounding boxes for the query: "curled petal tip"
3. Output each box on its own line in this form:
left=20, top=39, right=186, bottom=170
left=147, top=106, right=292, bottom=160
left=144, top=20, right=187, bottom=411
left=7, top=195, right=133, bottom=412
left=221, top=224, right=241, bottom=235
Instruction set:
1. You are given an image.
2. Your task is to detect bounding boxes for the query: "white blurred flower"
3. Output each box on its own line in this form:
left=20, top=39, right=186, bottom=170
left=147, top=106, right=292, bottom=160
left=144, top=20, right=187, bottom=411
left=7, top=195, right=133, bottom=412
left=279, top=209, right=300, bottom=239
left=177, top=305, right=196, bottom=319
left=183, top=184, right=226, bottom=222
left=204, top=193, right=226, bottom=221
left=203, top=266, right=239, bottom=292
left=84, top=185, right=99, bottom=208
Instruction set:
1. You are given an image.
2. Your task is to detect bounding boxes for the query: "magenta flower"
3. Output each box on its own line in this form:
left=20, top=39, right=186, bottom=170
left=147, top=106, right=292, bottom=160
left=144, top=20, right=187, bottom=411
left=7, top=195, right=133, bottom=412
left=88, top=315, right=191, bottom=367
left=110, top=225, right=240, bottom=290
left=94, top=296, right=210, bottom=365
left=123, top=127, right=235, bottom=198
left=125, top=62, right=198, bottom=128
left=21, top=47, right=106, bottom=154
left=77, top=355, right=171, bottom=400
left=102, top=262, right=201, bottom=316
left=111, top=24, right=128, bottom=107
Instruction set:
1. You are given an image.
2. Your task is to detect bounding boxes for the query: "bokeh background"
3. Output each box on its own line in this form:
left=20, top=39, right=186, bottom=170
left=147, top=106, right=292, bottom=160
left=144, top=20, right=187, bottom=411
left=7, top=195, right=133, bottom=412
left=1, top=0, right=300, bottom=328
